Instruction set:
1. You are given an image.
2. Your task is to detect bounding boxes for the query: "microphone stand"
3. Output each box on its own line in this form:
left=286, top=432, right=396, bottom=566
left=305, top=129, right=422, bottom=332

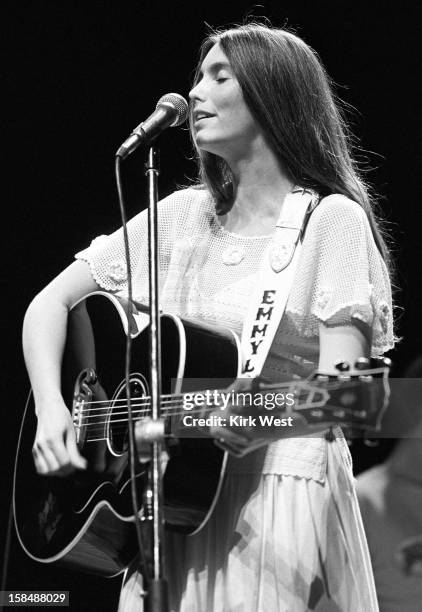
left=142, top=146, right=169, bottom=611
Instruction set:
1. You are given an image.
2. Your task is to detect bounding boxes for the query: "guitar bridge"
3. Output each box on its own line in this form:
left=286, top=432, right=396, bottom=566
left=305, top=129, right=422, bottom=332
left=72, top=368, right=98, bottom=445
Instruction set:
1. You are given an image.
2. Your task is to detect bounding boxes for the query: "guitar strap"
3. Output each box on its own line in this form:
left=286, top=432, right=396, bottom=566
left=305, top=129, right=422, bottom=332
left=240, top=187, right=319, bottom=377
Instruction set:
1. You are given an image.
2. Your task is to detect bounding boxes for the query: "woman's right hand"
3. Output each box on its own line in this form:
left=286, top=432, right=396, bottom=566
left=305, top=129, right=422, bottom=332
left=32, top=398, right=87, bottom=476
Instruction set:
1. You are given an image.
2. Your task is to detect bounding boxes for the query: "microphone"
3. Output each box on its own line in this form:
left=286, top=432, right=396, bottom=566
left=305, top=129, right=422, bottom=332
left=116, top=93, right=188, bottom=159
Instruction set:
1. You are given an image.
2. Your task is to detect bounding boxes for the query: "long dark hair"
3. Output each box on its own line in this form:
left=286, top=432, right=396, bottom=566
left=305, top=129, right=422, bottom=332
left=189, top=23, right=392, bottom=272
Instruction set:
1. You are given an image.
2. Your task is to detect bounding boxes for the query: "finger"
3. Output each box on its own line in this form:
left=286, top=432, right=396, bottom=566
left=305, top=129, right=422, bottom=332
left=65, top=432, right=87, bottom=470
left=32, top=447, right=50, bottom=475
left=45, top=433, right=81, bottom=476
left=35, top=441, right=62, bottom=472
left=46, top=435, right=72, bottom=469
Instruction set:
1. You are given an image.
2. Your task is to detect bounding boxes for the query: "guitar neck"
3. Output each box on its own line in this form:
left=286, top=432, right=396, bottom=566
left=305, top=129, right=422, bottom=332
left=157, top=379, right=328, bottom=420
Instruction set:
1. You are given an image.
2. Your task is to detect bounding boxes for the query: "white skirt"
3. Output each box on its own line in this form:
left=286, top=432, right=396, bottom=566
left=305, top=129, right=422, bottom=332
left=118, top=438, right=378, bottom=611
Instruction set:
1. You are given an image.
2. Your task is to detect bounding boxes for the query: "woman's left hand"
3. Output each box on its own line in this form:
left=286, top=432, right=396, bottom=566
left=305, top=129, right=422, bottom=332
left=209, top=378, right=278, bottom=457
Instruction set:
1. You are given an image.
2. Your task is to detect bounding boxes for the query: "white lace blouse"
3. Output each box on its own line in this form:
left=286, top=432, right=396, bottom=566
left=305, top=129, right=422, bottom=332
left=75, top=187, right=394, bottom=479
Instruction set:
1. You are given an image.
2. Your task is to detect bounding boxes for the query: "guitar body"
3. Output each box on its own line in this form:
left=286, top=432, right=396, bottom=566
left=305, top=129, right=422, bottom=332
left=14, top=292, right=241, bottom=577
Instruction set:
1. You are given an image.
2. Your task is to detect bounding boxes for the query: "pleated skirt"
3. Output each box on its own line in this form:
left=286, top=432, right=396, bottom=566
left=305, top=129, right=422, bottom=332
left=118, top=438, right=378, bottom=611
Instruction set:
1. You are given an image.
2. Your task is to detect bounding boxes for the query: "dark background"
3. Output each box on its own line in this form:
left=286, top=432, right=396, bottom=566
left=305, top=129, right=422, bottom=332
left=3, top=1, right=421, bottom=610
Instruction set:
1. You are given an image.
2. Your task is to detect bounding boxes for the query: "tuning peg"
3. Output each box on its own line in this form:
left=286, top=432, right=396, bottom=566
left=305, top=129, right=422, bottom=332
left=354, top=357, right=370, bottom=370
left=335, top=361, right=350, bottom=372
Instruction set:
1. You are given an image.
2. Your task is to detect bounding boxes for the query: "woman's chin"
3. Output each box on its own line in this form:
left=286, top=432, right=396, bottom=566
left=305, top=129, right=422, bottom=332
left=195, top=137, right=227, bottom=158
left=195, top=133, right=213, bottom=149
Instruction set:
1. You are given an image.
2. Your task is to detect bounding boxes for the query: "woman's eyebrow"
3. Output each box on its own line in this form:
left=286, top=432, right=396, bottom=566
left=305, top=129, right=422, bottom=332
left=198, top=61, right=232, bottom=77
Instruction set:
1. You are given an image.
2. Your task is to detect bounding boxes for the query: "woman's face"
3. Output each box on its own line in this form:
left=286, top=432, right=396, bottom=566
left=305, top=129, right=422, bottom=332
left=189, top=43, right=261, bottom=160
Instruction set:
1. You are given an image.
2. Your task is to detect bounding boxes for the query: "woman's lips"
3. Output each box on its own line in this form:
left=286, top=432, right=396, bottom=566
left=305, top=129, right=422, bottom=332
left=194, top=115, right=214, bottom=127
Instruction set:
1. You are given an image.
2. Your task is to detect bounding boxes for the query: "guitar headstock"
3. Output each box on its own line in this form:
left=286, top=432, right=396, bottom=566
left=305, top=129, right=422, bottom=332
left=295, top=357, right=391, bottom=434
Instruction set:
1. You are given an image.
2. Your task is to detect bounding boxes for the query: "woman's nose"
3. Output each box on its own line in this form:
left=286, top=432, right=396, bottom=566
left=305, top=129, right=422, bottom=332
left=189, top=80, right=205, bottom=103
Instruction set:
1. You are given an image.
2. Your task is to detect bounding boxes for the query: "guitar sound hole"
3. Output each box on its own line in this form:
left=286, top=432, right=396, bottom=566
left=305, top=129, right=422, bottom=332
left=107, top=374, right=148, bottom=456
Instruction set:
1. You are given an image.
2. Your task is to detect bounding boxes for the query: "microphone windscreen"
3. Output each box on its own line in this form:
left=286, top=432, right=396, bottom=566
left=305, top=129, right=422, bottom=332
left=157, top=93, right=189, bottom=127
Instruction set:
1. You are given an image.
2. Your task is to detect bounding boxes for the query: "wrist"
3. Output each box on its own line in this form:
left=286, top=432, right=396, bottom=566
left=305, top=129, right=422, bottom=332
left=33, top=390, right=65, bottom=415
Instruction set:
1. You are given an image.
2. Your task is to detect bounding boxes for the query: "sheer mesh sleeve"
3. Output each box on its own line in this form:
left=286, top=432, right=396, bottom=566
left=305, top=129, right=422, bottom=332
left=75, top=213, right=145, bottom=289
left=285, top=194, right=394, bottom=355
left=74, top=189, right=201, bottom=302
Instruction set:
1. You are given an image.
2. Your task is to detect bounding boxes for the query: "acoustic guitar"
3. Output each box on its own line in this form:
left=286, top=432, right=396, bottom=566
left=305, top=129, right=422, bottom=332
left=13, top=292, right=390, bottom=577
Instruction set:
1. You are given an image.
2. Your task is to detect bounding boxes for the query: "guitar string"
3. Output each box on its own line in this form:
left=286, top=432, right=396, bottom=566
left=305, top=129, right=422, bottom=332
left=66, top=366, right=386, bottom=440
left=71, top=380, right=303, bottom=407
left=75, top=384, right=371, bottom=427
left=74, top=377, right=370, bottom=415
left=75, top=398, right=362, bottom=436
left=68, top=374, right=385, bottom=440
left=70, top=372, right=382, bottom=411
left=76, top=380, right=375, bottom=434
left=78, top=401, right=360, bottom=428
left=77, top=387, right=324, bottom=420
left=78, top=403, right=310, bottom=427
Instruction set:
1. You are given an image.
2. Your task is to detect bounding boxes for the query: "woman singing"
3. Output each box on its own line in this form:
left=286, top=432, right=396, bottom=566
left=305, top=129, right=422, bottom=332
left=23, top=23, right=394, bottom=611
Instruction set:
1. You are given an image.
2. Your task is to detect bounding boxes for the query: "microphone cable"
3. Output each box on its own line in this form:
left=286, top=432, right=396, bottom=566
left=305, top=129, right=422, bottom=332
left=114, top=154, right=151, bottom=583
